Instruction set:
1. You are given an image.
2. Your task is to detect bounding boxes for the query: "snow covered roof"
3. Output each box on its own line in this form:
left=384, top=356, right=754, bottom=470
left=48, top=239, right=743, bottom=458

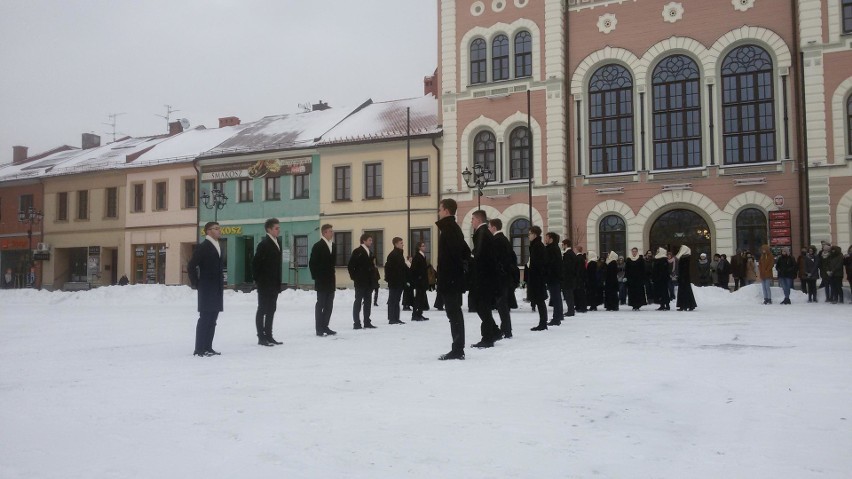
left=125, top=123, right=250, bottom=168
left=40, top=136, right=170, bottom=177
left=0, top=147, right=81, bottom=182
left=317, top=95, right=439, bottom=146
left=202, top=102, right=370, bottom=157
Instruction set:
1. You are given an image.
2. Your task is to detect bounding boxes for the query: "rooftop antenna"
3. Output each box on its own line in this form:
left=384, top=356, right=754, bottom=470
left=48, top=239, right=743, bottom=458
left=102, top=112, right=126, bottom=142
left=155, top=104, right=180, bottom=133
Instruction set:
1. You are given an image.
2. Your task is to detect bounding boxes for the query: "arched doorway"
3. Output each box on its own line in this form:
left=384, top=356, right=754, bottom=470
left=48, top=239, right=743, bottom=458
left=649, top=209, right=712, bottom=283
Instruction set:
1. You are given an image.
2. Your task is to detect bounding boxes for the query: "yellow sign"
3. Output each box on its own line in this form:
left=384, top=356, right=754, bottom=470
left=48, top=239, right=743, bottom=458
left=201, top=226, right=243, bottom=235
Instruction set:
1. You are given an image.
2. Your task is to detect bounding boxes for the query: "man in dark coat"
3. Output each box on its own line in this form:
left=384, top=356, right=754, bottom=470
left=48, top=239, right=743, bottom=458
left=188, top=221, right=224, bottom=357
left=489, top=218, right=516, bottom=339
left=470, top=210, right=501, bottom=348
left=309, top=224, right=337, bottom=336
left=252, top=218, right=283, bottom=346
left=574, top=248, right=588, bottom=313
left=675, top=245, right=697, bottom=311
left=716, top=254, right=731, bottom=290
left=561, top=239, right=577, bottom=318
left=544, top=232, right=563, bottom=325
left=528, top=226, right=549, bottom=331
left=384, top=237, right=408, bottom=324
left=410, top=241, right=430, bottom=321
left=436, top=198, right=471, bottom=360
left=348, top=233, right=376, bottom=330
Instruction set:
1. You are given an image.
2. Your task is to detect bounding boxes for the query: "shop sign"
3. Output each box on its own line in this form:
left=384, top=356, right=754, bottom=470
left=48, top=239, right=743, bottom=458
left=201, top=226, right=242, bottom=236
left=201, top=157, right=312, bottom=181
left=88, top=246, right=101, bottom=256
left=1, top=239, right=29, bottom=250
left=33, top=251, right=51, bottom=261
left=768, top=209, right=792, bottom=250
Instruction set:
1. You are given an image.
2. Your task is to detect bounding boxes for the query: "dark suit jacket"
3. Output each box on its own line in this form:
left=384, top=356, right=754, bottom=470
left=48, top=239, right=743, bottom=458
left=527, top=236, right=547, bottom=302
left=492, top=232, right=518, bottom=288
left=188, top=239, right=224, bottom=312
left=562, top=248, right=578, bottom=290
left=309, top=239, right=336, bottom=292
left=252, top=235, right=282, bottom=295
left=348, top=245, right=373, bottom=289
left=436, top=215, right=471, bottom=294
left=545, top=242, right=563, bottom=284
left=384, top=248, right=408, bottom=289
left=410, top=252, right=429, bottom=290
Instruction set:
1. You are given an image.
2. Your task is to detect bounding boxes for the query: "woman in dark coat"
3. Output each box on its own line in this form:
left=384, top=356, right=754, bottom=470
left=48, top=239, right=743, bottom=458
left=585, top=251, right=600, bottom=311
left=604, top=251, right=620, bottom=311
left=625, top=248, right=647, bottom=310
left=652, top=247, right=671, bottom=311
left=527, top=226, right=549, bottom=330
left=675, top=245, right=697, bottom=311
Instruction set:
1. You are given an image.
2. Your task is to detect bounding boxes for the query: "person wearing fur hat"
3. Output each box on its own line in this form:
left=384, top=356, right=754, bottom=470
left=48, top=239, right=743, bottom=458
left=697, top=252, right=711, bottom=286
left=675, top=245, right=697, bottom=311
left=604, top=251, right=620, bottom=311
left=652, top=247, right=671, bottom=310
left=625, top=247, right=647, bottom=311
left=585, top=251, right=600, bottom=311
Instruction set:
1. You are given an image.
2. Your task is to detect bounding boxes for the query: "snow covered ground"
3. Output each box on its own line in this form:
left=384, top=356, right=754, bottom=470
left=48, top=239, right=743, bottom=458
left=1, top=284, right=850, bottom=478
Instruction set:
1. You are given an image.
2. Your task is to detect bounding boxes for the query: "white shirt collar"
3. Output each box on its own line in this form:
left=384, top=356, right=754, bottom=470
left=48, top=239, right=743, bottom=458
left=322, top=237, right=333, bottom=253
left=206, top=236, right=221, bottom=256
left=361, top=244, right=371, bottom=255
left=267, top=233, right=280, bottom=250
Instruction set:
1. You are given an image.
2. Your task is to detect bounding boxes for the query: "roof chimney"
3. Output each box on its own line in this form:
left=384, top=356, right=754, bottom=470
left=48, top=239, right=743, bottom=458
left=82, top=133, right=101, bottom=150
left=12, top=146, right=29, bottom=165
left=219, top=116, right=241, bottom=128
left=312, top=100, right=330, bottom=111
left=168, top=121, right=183, bottom=136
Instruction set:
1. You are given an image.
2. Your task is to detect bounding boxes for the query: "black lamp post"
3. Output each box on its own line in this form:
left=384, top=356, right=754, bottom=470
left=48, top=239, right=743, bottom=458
left=462, top=163, right=492, bottom=209
left=17, top=206, right=43, bottom=283
left=200, top=188, right=228, bottom=222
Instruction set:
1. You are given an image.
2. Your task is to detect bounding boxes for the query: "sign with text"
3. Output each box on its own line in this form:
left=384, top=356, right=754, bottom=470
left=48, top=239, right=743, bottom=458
left=768, top=209, right=792, bottom=251
left=201, top=157, right=312, bottom=181
left=200, top=226, right=243, bottom=236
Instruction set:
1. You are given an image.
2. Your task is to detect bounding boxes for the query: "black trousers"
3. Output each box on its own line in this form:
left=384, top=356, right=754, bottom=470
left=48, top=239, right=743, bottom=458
left=475, top=291, right=500, bottom=341
left=388, top=287, right=402, bottom=322
left=195, top=310, right=219, bottom=353
left=413, top=285, right=427, bottom=318
left=495, top=282, right=513, bottom=336
left=562, top=286, right=575, bottom=316
left=441, top=292, right=465, bottom=354
left=255, top=292, right=279, bottom=338
left=315, top=290, right=335, bottom=334
left=547, top=282, right=563, bottom=320
left=353, top=287, right=372, bottom=324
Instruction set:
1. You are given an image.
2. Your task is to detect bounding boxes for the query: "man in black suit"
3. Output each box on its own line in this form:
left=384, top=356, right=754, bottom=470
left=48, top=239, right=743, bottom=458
left=188, top=221, right=224, bottom=357
left=561, top=238, right=578, bottom=317
left=410, top=241, right=430, bottom=321
left=252, top=218, right=283, bottom=346
left=488, top=218, right=516, bottom=339
left=309, top=224, right=337, bottom=337
left=436, top=198, right=471, bottom=360
left=384, top=237, right=407, bottom=324
left=528, top=226, right=549, bottom=331
left=470, top=210, right=501, bottom=348
left=545, top=232, right=564, bottom=325
left=348, top=233, right=376, bottom=330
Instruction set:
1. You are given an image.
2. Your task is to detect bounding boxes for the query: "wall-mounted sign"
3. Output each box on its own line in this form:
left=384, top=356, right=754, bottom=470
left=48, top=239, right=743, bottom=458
left=768, top=210, right=792, bottom=252
left=201, top=157, right=312, bottom=181
left=1, top=239, right=30, bottom=250
left=773, top=195, right=785, bottom=207
left=33, top=251, right=51, bottom=261
left=201, top=226, right=243, bottom=236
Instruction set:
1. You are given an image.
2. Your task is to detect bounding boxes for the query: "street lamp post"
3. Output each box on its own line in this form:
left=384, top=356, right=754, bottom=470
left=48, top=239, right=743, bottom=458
left=200, top=188, right=228, bottom=222
left=17, top=206, right=43, bottom=287
left=462, top=163, right=492, bottom=210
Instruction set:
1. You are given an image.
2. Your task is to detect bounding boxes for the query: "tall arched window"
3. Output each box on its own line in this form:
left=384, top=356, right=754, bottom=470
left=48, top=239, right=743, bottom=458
left=473, top=130, right=497, bottom=176
left=722, top=45, right=776, bottom=164
left=509, top=126, right=530, bottom=180
left=653, top=55, right=702, bottom=170
left=470, top=38, right=487, bottom=85
left=735, top=208, right=767, bottom=254
left=599, top=215, right=626, bottom=257
left=510, top=218, right=530, bottom=265
left=514, top=31, right=532, bottom=78
left=847, top=95, right=852, bottom=155
left=492, top=35, right=509, bottom=81
left=589, top=64, right=634, bottom=174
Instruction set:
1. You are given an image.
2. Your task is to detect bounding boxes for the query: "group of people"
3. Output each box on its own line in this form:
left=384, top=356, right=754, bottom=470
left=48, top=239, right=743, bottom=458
left=186, top=211, right=852, bottom=359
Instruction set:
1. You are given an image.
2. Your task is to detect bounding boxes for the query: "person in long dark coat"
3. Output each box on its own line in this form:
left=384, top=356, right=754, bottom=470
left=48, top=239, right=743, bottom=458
left=410, top=241, right=430, bottom=321
left=384, top=237, right=407, bottom=324
left=644, top=249, right=655, bottom=304
left=528, top=226, right=549, bottom=331
left=348, top=234, right=376, bottom=329
left=489, top=218, right=516, bottom=338
left=585, top=251, right=600, bottom=311
left=652, top=247, right=671, bottom=310
left=561, top=239, right=577, bottom=317
left=544, top=232, right=564, bottom=325
left=470, top=210, right=501, bottom=347
left=188, top=221, right=224, bottom=357
left=436, top=198, right=471, bottom=360
left=252, top=218, right=283, bottom=346
left=309, top=224, right=337, bottom=336
left=675, top=245, right=697, bottom=311
left=625, top=247, right=647, bottom=311
left=604, top=251, right=620, bottom=311
left=574, top=249, right=588, bottom=313
left=371, top=255, right=381, bottom=307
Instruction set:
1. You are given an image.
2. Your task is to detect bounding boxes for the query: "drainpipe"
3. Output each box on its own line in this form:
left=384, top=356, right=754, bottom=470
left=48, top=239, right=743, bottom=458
left=792, top=0, right=811, bottom=246
left=432, top=135, right=442, bottom=215
left=564, top=1, right=572, bottom=241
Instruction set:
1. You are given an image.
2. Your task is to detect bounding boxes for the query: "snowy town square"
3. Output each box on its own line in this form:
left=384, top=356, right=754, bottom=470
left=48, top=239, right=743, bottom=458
left=1, top=284, right=850, bottom=478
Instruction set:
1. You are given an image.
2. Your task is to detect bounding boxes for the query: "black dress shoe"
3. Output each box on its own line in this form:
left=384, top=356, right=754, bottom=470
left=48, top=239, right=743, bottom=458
left=471, top=340, right=494, bottom=348
left=267, top=336, right=282, bottom=345
left=206, top=349, right=221, bottom=355
left=364, top=321, right=377, bottom=329
left=316, top=332, right=327, bottom=337
left=193, top=351, right=207, bottom=357
left=324, top=328, right=337, bottom=335
left=547, top=320, right=561, bottom=326
left=389, top=319, right=406, bottom=324
left=353, top=322, right=363, bottom=330
left=402, top=307, right=412, bottom=311
left=531, top=325, right=547, bottom=331
left=438, top=351, right=465, bottom=360
left=258, top=337, right=274, bottom=346
left=502, top=333, right=513, bottom=339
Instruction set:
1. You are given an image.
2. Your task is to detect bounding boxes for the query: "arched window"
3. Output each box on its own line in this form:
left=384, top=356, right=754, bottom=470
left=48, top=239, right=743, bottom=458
left=492, top=35, right=509, bottom=81
left=722, top=45, right=776, bottom=164
left=510, top=218, right=530, bottom=265
left=514, top=31, right=532, bottom=78
left=847, top=95, right=852, bottom=155
left=509, top=126, right=530, bottom=180
left=653, top=55, right=702, bottom=170
left=589, top=64, right=634, bottom=174
left=735, top=208, right=767, bottom=255
left=470, top=38, right=487, bottom=84
left=473, top=130, right=497, bottom=176
left=599, top=215, right=626, bottom=257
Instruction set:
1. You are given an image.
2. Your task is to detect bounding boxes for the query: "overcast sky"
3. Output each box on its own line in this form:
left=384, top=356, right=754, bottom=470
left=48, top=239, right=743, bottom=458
left=0, top=0, right=437, bottom=164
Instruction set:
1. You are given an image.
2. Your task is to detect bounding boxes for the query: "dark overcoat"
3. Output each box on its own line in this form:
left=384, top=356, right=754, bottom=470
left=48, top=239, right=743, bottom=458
left=435, top=215, right=471, bottom=295
left=188, top=239, right=224, bottom=312
left=384, top=248, right=408, bottom=289
left=348, top=246, right=374, bottom=289
left=252, top=235, right=282, bottom=295
left=309, top=239, right=336, bottom=292
left=527, top=236, right=548, bottom=303
left=561, top=248, right=578, bottom=291
left=471, top=224, right=498, bottom=299
left=676, top=255, right=697, bottom=309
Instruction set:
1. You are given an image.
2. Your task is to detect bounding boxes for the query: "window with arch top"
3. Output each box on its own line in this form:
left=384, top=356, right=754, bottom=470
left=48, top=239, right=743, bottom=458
left=653, top=55, right=702, bottom=169
left=722, top=45, right=776, bottom=164
left=589, top=64, right=634, bottom=174
left=735, top=208, right=767, bottom=254
left=473, top=130, right=497, bottom=179
left=510, top=218, right=530, bottom=265
left=492, top=35, right=509, bottom=81
left=598, top=215, right=626, bottom=258
left=514, top=31, right=532, bottom=78
left=470, top=38, right=487, bottom=84
left=509, top=126, right=530, bottom=180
